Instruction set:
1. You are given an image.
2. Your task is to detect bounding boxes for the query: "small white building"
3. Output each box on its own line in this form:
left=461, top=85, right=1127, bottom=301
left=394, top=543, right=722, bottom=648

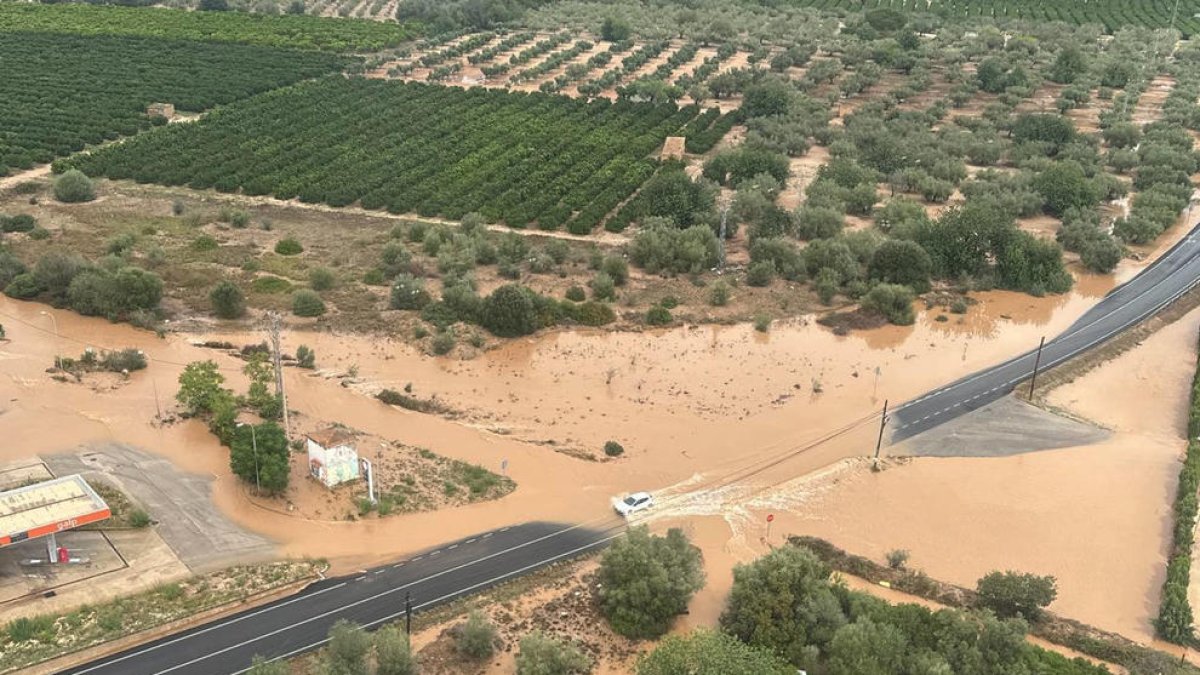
left=306, top=427, right=360, bottom=488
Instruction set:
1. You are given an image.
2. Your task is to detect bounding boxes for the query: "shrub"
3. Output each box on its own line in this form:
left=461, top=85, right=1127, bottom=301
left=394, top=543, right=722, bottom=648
left=886, top=549, right=910, bottom=570
left=292, top=289, right=326, bottom=317
left=869, top=240, right=932, bottom=292
left=389, top=274, right=431, bottom=310
left=481, top=284, right=539, bottom=337
left=230, top=210, right=250, bottom=228
left=645, top=306, right=672, bottom=326
left=860, top=284, right=915, bottom=326
left=100, top=348, right=147, bottom=372
left=274, top=238, right=303, bottom=255
left=1, top=214, right=36, bottom=233
left=708, top=280, right=730, bottom=306
left=746, top=260, right=776, bottom=287
left=1080, top=237, right=1122, bottom=273
left=602, top=256, right=629, bottom=286
left=308, top=267, right=335, bottom=291
left=630, top=222, right=720, bottom=275
left=516, top=631, right=591, bottom=675
left=295, top=345, right=316, bottom=369
left=636, top=629, right=793, bottom=675
left=374, top=626, right=417, bottom=675
left=210, top=280, right=246, bottom=319
left=754, top=314, right=771, bottom=332
left=363, top=268, right=386, bottom=286
left=590, top=271, right=616, bottom=300
left=129, top=509, right=151, bottom=528
left=599, top=527, right=705, bottom=638
left=192, top=235, right=218, bottom=252
left=5, top=273, right=41, bottom=299
left=172, top=199, right=185, bottom=216
left=565, top=285, right=586, bottom=302
left=0, top=251, right=28, bottom=289
left=574, top=301, right=615, bottom=327
left=457, top=611, right=497, bottom=659
left=431, top=330, right=456, bottom=355
left=976, top=570, right=1057, bottom=621
left=53, top=169, right=95, bottom=203
left=604, top=440, right=624, bottom=457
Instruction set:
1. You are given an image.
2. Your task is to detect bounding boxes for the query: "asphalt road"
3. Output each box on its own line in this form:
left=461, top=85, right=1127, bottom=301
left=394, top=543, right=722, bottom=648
left=891, top=219, right=1200, bottom=440
left=61, top=521, right=623, bottom=675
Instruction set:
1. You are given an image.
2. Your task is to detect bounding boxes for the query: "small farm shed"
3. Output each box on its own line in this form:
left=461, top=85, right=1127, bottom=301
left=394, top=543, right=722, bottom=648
left=146, top=102, right=175, bottom=119
left=306, top=427, right=360, bottom=488
left=660, top=136, right=686, bottom=160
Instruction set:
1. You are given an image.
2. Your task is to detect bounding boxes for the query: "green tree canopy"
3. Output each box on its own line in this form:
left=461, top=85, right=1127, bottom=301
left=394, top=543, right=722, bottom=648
left=599, top=527, right=705, bottom=639
left=636, top=629, right=793, bottom=675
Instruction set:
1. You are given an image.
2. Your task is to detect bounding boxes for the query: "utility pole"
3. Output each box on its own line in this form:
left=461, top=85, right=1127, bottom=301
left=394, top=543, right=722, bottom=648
left=1027, top=336, right=1046, bottom=401
left=717, top=197, right=730, bottom=270
left=266, top=311, right=290, bottom=436
left=405, top=592, right=412, bottom=635
left=873, top=399, right=889, bottom=468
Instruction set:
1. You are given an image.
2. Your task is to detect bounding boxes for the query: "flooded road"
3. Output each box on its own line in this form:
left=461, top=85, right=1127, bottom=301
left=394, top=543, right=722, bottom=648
left=0, top=219, right=1194, bottom=641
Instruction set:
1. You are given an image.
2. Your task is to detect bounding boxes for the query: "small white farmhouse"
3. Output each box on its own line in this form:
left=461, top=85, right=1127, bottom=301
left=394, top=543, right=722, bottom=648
left=306, top=427, right=360, bottom=488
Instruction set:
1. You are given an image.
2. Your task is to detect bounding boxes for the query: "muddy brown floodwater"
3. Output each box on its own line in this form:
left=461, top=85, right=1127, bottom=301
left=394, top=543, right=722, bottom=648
left=654, top=304, right=1200, bottom=643
left=0, top=207, right=1194, bottom=621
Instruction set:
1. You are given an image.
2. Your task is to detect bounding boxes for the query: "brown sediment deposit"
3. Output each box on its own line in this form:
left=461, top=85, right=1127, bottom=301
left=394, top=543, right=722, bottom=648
left=671, top=303, right=1200, bottom=642
left=0, top=272, right=1112, bottom=570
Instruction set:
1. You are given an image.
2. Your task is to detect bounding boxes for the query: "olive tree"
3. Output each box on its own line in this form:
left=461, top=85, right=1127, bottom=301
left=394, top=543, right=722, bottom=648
left=598, top=527, right=705, bottom=638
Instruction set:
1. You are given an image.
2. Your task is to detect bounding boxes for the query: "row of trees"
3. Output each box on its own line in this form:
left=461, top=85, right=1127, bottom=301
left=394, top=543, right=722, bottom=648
left=68, top=78, right=706, bottom=233
left=0, top=1, right=413, bottom=50
left=0, top=31, right=347, bottom=176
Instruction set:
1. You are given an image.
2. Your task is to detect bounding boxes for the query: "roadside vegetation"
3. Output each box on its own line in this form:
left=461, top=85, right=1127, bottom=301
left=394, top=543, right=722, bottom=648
left=1156, top=327, right=1200, bottom=644
left=0, top=561, right=320, bottom=674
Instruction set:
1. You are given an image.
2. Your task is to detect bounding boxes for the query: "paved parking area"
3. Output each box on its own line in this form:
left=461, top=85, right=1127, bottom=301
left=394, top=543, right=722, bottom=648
left=44, top=444, right=275, bottom=573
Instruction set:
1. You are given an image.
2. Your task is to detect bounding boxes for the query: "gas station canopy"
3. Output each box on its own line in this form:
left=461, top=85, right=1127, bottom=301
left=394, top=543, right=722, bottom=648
left=0, top=475, right=111, bottom=548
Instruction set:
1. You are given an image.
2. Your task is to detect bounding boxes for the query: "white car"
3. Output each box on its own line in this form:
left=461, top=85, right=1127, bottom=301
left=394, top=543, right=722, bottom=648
left=615, top=491, right=655, bottom=517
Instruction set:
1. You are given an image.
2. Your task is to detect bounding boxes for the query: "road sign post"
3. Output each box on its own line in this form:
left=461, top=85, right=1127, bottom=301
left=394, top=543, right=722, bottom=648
left=873, top=400, right=889, bottom=468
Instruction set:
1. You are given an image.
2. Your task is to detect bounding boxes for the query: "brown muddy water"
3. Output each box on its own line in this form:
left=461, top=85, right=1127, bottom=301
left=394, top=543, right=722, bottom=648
left=0, top=225, right=1193, bottom=638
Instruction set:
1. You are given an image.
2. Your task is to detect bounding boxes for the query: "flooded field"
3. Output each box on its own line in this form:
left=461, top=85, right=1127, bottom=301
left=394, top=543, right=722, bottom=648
left=655, top=303, right=1200, bottom=642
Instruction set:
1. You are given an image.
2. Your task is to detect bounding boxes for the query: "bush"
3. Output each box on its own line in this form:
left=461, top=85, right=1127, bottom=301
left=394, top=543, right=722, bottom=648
left=746, top=260, right=776, bottom=287
left=292, top=289, right=326, bottom=317
left=636, top=629, right=793, bottom=675
left=976, top=570, right=1057, bottom=621
left=5, top=273, right=41, bottom=299
left=389, top=274, right=431, bottom=310
left=599, top=527, right=705, bottom=638
left=210, top=280, right=246, bottom=319
left=869, top=240, right=932, bottom=292
left=431, top=330, right=456, bottom=355
left=645, top=306, right=672, bottom=326
left=604, top=440, right=624, bottom=457
left=565, top=285, right=586, bottom=302
left=1, top=214, right=36, bottom=233
left=129, top=509, right=151, bottom=528
left=53, top=169, right=95, bottom=203
left=274, top=238, right=303, bottom=255
left=481, top=284, right=539, bottom=337
left=630, top=223, right=720, bottom=275
left=708, top=280, right=730, bottom=306
left=886, top=549, right=909, bottom=570
left=457, top=611, right=497, bottom=659
left=860, top=284, right=915, bottom=326
left=1080, top=237, right=1123, bottom=273
left=308, top=267, right=335, bottom=291
left=602, top=256, right=629, bottom=286
left=591, top=271, right=616, bottom=300
left=100, top=348, right=147, bottom=372
left=516, top=631, right=591, bottom=675
left=295, top=345, right=316, bottom=369
left=573, top=300, right=615, bottom=327
left=0, top=251, right=28, bottom=289
left=753, top=314, right=771, bottom=332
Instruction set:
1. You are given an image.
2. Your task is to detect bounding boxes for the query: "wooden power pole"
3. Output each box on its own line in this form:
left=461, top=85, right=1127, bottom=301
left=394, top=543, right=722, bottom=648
left=266, top=310, right=290, bottom=436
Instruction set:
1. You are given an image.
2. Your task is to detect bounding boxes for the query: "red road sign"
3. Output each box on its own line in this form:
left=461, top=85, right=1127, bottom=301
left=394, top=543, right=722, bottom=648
left=766, top=514, right=775, bottom=523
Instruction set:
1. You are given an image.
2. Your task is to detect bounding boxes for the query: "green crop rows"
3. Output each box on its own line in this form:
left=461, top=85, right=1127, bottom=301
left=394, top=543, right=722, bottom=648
left=0, top=32, right=350, bottom=176
left=68, top=78, right=703, bottom=232
left=0, top=2, right=416, bottom=51
left=796, top=0, right=1200, bottom=36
